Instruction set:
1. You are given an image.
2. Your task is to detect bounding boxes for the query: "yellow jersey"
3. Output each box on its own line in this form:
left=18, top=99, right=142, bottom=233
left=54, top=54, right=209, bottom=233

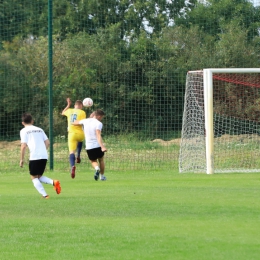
left=63, top=108, right=86, bottom=134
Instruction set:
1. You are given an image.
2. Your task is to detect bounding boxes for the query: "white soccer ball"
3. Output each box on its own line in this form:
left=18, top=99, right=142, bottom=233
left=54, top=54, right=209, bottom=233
left=83, top=97, right=93, bottom=107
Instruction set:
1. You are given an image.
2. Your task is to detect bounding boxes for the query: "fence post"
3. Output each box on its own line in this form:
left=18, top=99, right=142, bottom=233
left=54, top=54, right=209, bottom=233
left=48, top=0, right=53, bottom=170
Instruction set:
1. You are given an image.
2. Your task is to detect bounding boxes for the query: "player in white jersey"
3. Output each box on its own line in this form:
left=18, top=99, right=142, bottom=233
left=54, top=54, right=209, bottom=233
left=74, top=109, right=107, bottom=181
left=20, top=113, right=61, bottom=199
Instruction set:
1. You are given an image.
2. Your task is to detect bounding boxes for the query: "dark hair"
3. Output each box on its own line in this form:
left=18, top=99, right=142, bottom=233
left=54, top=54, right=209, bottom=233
left=95, top=109, right=105, bottom=116
left=22, top=113, right=33, bottom=124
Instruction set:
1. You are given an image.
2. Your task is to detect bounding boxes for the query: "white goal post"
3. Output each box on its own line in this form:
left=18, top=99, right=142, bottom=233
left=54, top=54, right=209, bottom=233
left=179, top=68, right=260, bottom=174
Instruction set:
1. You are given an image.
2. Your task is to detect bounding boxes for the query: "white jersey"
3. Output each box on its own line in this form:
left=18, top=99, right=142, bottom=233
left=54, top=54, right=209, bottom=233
left=79, top=118, right=103, bottom=150
left=20, top=125, right=48, bottom=160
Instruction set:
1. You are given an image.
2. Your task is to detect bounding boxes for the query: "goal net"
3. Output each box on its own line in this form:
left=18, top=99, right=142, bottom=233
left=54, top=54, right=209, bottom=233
left=179, top=69, right=260, bottom=174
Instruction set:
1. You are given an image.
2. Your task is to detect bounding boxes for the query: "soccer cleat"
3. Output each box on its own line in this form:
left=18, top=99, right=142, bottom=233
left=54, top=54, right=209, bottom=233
left=94, top=170, right=100, bottom=181
left=100, top=176, right=107, bottom=181
left=71, top=166, right=76, bottom=179
left=76, top=157, right=81, bottom=164
left=53, top=180, right=61, bottom=194
left=42, top=195, right=50, bottom=199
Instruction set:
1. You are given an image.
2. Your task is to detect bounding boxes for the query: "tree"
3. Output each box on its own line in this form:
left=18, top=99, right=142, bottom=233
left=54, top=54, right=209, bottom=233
left=1, top=1, right=196, bottom=43
left=49, top=0, right=197, bottom=40
left=214, top=20, right=260, bottom=67
left=175, top=0, right=260, bottom=41
left=0, top=0, right=48, bottom=45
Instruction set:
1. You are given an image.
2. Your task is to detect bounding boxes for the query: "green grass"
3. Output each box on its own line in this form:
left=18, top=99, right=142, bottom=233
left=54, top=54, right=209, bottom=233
left=1, top=169, right=260, bottom=260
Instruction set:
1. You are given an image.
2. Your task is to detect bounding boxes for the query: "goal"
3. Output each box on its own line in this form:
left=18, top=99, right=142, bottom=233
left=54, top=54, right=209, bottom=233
left=179, top=68, right=260, bottom=174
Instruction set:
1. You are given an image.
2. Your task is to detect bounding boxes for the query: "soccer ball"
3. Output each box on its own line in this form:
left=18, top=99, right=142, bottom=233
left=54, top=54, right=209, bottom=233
left=83, top=97, right=93, bottom=107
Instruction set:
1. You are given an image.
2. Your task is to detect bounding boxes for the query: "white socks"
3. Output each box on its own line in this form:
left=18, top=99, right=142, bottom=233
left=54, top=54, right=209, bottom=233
left=95, top=166, right=100, bottom=171
left=39, top=176, right=53, bottom=185
left=32, top=178, right=48, bottom=197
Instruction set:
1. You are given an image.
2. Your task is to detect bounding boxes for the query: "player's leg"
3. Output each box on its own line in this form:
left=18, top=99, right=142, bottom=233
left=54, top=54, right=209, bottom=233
left=29, top=160, right=49, bottom=198
left=96, top=147, right=105, bottom=180
left=39, top=174, right=61, bottom=195
left=68, top=133, right=77, bottom=178
left=90, top=159, right=100, bottom=181
left=86, top=148, right=100, bottom=180
left=87, top=148, right=105, bottom=181
left=98, top=157, right=106, bottom=181
left=76, top=142, right=82, bottom=163
left=76, top=132, right=84, bottom=163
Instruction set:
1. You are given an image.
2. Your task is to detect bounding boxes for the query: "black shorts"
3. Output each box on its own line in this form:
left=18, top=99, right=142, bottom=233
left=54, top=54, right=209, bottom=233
left=29, top=159, right=47, bottom=176
left=86, top=147, right=104, bottom=161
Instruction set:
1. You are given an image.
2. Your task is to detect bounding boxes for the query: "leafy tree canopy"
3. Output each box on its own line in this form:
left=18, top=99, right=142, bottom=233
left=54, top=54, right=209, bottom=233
left=175, top=0, right=260, bottom=41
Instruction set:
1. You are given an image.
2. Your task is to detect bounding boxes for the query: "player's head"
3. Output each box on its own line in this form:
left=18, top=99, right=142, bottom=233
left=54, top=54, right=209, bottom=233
left=22, top=113, right=33, bottom=124
left=95, top=109, right=105, bottom=121
left=95, top=109, right=105, bottom=116
left=74, top=100, right=83, bottom=109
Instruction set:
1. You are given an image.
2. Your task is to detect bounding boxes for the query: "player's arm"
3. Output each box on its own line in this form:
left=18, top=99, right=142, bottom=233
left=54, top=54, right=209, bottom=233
left=20, top=143, right=27, bottom=167
left=96, top=129, right=107, bottom=152
left=72, top=120, right=82, bottom=126
left=89, top=112, right=95, bottom=118
left=44, top=139, right=50, bottom=150
left=61, top=98, right=72, bottom=115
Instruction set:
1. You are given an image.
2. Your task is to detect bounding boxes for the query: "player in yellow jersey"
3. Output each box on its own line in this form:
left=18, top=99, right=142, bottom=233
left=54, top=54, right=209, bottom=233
left=62, top=98, right=86, bottom=178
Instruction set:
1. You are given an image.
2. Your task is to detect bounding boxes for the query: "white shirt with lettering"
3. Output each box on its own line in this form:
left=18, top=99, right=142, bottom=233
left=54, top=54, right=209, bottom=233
left=20, top=125, right=48, bottom=160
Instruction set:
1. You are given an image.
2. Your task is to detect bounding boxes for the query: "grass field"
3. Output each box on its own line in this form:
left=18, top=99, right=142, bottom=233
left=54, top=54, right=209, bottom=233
left=1, top=168, right=260, bottom=260
left=0, top=137, right=180, bottom=172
